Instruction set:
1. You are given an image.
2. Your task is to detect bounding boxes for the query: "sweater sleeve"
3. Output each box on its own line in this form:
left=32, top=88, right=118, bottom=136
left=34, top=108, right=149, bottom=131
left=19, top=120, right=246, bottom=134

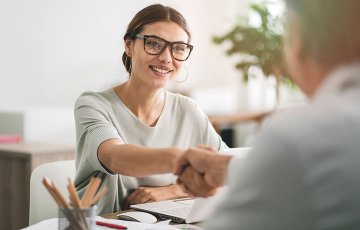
left=74, top=92, right=123, bottom=174
left=192, top=99, right=229, bottom=151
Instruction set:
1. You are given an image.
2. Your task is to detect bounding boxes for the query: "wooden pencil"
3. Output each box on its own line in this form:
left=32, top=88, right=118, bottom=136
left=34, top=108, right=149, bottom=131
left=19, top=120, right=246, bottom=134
left=67, top=178, right=82, bottom=208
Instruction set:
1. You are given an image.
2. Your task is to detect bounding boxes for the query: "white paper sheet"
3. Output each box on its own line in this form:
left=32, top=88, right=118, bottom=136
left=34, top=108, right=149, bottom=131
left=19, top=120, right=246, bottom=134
left=96, top=216, right=178, bottom=230
left=171, top=224, right=203, bottom=230
left=22, top=216, right=180, bottom=230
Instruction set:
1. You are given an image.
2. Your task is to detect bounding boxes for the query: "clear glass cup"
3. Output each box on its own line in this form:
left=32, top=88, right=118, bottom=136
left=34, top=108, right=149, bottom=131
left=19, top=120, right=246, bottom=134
left=58, top=206, right=97, bottom=230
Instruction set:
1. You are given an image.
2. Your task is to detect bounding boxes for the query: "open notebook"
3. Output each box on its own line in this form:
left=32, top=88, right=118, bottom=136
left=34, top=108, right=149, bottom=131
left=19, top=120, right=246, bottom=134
left=131, top=147, right=251, bottom=223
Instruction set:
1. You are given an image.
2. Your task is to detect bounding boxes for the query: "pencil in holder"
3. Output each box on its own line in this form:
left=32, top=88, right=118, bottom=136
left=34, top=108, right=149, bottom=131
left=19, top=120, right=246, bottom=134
left=58, top=206, right=97, bottom=230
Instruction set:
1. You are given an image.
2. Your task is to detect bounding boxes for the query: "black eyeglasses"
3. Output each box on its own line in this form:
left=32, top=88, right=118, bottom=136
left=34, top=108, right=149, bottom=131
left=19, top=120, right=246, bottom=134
left=135, top=34, right=193, bottom=61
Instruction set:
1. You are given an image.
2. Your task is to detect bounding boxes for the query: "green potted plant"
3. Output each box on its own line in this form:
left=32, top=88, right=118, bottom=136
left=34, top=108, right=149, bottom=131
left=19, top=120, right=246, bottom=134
left=213, top=1, right=292, bottom=106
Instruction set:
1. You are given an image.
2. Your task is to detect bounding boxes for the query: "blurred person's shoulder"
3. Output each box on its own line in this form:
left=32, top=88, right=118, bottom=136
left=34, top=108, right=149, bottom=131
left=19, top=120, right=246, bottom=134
left=260, top=103, right=334, bottom=140
left=259, top=99, right=360, bottom=150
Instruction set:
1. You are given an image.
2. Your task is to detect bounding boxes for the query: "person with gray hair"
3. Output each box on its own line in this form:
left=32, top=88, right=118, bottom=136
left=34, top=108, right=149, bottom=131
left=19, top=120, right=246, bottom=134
left=175, top=0, right=360, bottom=229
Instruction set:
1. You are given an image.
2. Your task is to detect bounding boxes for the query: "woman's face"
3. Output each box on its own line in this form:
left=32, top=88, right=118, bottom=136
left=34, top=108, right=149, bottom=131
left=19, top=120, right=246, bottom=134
left=126, top=21, right=189, bottom=89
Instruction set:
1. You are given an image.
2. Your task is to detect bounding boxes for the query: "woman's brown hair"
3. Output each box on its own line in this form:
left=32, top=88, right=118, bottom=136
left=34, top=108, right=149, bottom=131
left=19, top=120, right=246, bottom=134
left=122, top=4, right=192, bottom=73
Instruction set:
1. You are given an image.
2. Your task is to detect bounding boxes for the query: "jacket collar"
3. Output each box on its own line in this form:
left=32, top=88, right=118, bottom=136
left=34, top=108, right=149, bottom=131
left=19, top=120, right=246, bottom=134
left=314, top=62, right=360, bottom=102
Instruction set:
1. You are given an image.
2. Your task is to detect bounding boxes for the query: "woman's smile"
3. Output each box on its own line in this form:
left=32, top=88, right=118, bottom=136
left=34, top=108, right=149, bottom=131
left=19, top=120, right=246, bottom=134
left=149, top=65, right=173, bottom=77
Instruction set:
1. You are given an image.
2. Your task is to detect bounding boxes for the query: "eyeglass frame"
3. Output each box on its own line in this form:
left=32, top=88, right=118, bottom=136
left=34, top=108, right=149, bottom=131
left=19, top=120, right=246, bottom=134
left=133, top=34, right=194, bottom=61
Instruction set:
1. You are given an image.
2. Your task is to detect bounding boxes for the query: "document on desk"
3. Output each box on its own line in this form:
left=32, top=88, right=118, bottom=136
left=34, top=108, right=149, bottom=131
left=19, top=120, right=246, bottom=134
left=172, top=224, right=203, bottom=230
left=96, top=216, right=178, bottom=230
left=22, top=216, right=179, bottom=230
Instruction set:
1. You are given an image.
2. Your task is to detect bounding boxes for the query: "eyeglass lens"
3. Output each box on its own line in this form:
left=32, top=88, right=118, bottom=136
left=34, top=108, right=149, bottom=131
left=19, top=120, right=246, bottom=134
left=144, top=36, right=192, bottom=61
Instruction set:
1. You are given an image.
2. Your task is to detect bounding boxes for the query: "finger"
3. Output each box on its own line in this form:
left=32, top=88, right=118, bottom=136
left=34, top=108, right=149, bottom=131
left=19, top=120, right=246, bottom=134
left=181, top=167, right=215, bottom=197
left=129, top=192, right=147, bottom=204
left=205, top=172, right=226, bottom=188
left=204, top=155, right=231, bottom=187
left=126, top=188, right=140, bottom=202
left=176, top=177, right=182, bottom=185
left=130, top=189, right=149, bottom=204
left=177, top=172, right=191, bottom=192
left=177, top=176, right=195, bottom=196
left=128, top=188, right=147, bottom=203
left=176, top=163, right=190, bottom=176
left=175, top=148, right=204, bottom=175
left=174, top=154, right=190, bottom=175
left=180, top=169, right=204, bottom=196
left=180, top=183, right=195, bottom=197
left=174, top=148, right=204, bottom=175
left=136, top=194, right=152, bottom=204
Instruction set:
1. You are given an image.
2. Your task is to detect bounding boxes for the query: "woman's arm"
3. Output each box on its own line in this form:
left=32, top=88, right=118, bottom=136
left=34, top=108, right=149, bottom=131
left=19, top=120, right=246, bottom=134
left=98, top=138, right=184, bottom=177
left=126, top=184, right=191, bottom=205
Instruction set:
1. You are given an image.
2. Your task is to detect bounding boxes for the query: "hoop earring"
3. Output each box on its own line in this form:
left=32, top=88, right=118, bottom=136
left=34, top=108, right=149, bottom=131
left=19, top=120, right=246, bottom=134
left=175, top=66, right=188, bottom=83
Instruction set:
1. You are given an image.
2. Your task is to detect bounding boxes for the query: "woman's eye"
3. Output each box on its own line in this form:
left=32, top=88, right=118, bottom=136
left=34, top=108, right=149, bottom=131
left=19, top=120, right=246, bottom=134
left=173, top=45, right=186, bottom=52
left=149, top=42, right=159, bottom=47
left=146, top=40, right=161, bottom=49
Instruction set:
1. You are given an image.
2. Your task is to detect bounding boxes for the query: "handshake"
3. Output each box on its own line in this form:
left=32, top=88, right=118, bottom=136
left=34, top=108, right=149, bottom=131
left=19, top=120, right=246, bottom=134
left=173, top=146, right=233, bottom=197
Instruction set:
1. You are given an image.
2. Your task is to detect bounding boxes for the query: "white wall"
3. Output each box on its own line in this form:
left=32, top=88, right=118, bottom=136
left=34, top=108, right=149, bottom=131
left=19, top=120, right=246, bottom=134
left=0, top=0, right=251, bottom=107
left=1, top=0, right=304, bottom=146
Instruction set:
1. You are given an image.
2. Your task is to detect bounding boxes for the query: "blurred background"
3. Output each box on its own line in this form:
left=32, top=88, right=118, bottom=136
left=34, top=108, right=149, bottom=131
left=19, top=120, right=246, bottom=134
left=0, top=0, right=305, bottom=146
left=0, top=1, right=305, bottom=228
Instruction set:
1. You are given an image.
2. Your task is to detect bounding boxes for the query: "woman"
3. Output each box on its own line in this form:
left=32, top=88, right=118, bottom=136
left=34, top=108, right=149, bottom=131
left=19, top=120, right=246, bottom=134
left=74, top=4, right=228, bottom=215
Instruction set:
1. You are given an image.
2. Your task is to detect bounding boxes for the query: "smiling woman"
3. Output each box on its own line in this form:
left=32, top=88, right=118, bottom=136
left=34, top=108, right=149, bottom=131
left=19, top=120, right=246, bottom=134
left=122, top=20, right=190, bottom=89
left=73, top=4, right=228, bottom=215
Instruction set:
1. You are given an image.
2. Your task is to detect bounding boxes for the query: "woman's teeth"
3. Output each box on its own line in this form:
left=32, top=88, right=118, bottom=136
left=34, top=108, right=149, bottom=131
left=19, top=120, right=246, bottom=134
left=151, top=66, right=172, bottom=74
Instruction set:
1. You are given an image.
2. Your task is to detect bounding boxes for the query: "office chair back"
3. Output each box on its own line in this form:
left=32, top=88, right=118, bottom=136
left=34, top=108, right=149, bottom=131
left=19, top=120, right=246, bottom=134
left=29, top=160, right=76, bottom=225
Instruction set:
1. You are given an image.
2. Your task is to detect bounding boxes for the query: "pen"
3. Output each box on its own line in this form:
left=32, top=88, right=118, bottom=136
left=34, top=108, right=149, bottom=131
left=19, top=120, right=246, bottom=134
left=96, top=221, right=127, bottom=229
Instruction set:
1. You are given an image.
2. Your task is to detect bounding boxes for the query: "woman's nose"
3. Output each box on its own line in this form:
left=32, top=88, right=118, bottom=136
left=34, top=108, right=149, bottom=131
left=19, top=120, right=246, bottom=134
left=158, top=46, right=172, bottom=63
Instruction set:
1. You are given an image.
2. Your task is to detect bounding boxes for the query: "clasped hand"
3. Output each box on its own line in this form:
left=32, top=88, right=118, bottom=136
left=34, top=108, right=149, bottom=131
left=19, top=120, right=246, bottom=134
left=174, top=146, right=232, bottom=197
left=126, top=146, right=232, bottom=207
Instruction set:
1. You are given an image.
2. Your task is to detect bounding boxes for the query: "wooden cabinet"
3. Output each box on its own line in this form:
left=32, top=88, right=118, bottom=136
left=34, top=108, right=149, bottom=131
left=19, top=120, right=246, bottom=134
left=0, top=143, right=75, bottom=230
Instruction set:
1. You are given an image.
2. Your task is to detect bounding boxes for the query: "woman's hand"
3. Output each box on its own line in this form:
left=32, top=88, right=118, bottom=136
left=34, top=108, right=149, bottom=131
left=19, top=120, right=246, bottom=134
left=177, top=166, right=218, bottom=197
left=127, top=184, right=190, bottom=205
left=175, top=146, right=231, bottom=188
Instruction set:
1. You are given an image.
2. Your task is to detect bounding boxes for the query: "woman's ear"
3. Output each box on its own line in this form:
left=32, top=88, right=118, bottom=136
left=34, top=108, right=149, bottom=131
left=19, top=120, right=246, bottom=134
left=124, top=39, right=132, bottom=57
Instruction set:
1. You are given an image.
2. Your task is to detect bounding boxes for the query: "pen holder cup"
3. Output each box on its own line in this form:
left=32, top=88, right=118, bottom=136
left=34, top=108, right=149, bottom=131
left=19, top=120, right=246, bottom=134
left=58, top=206, right=97, bottom=230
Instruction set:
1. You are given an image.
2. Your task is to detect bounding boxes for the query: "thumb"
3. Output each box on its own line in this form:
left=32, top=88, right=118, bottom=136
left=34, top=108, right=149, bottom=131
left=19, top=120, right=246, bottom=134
left=174, top=154, right=190, bottom=175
